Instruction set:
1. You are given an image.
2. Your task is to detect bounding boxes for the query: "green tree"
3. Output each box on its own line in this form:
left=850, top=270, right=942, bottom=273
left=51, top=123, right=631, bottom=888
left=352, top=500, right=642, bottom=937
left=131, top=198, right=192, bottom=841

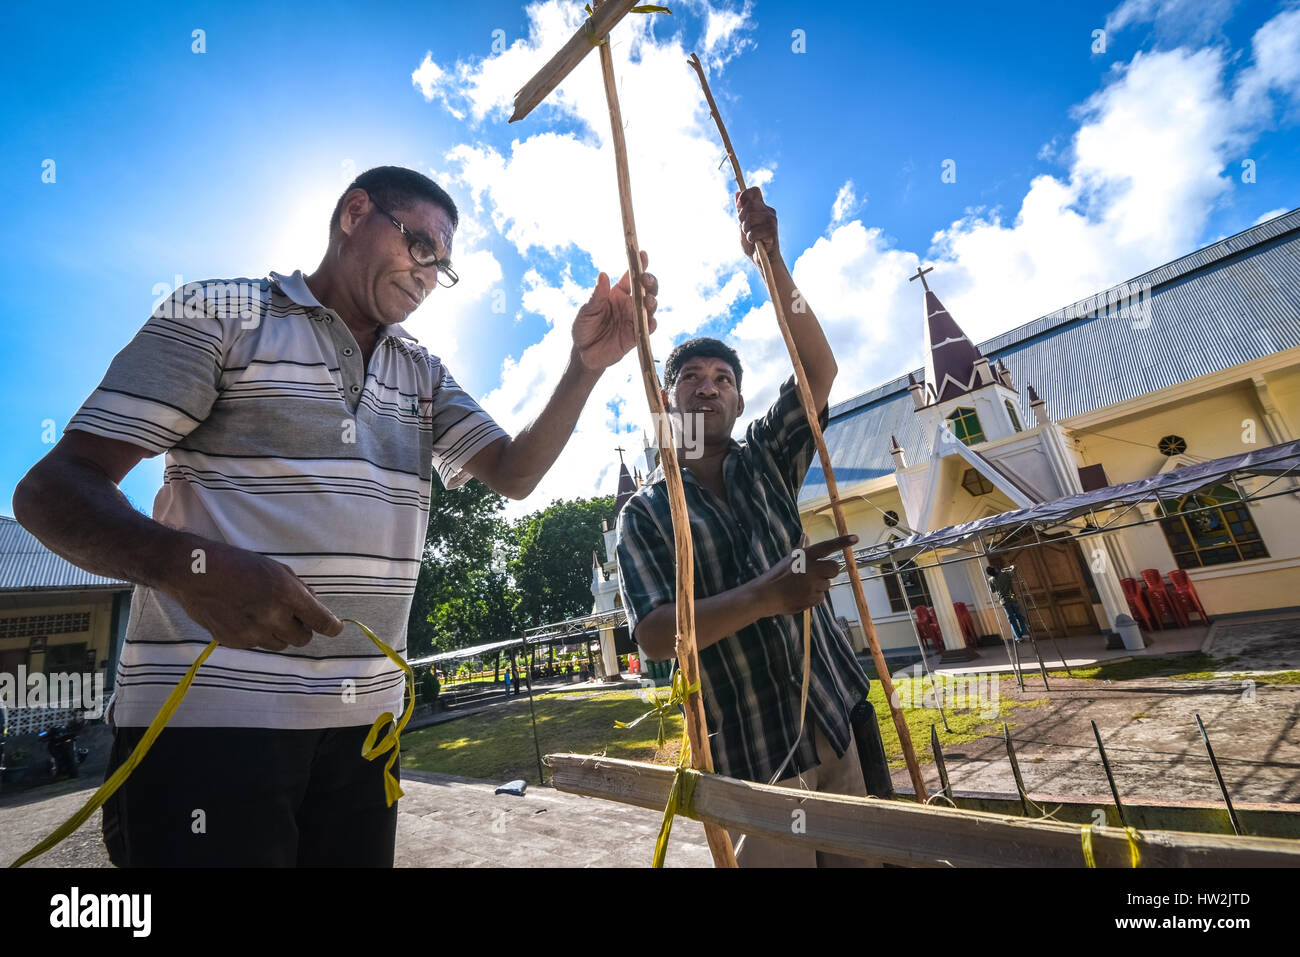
left=508, top=495, right=615, bottom=629
left=407, top=475, right=517, bottom=658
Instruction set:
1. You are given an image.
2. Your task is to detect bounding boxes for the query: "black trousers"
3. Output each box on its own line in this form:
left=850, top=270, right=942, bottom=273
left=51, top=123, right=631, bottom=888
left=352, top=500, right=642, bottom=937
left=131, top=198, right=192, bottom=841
left=102, top=725, right=399, bottom=867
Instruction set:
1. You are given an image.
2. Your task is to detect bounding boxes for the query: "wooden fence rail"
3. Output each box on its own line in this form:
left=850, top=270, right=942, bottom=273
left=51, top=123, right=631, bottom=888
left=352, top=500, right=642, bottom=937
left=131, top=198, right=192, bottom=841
left=546, top=754, right=1300, bottom=867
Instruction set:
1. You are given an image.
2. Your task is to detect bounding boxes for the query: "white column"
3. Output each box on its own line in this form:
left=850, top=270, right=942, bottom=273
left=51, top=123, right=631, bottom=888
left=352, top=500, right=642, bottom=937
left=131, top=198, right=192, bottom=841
left=599, top=625, right=621, bottom=680
left=917, top=556, right=965, bottom=652
left=1087, top=536, right=1144, bottom=647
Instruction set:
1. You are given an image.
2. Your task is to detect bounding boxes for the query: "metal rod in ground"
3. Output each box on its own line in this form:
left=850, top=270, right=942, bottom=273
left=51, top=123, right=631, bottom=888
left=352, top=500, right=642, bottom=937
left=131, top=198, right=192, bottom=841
left=1195, top=713, right=1244, bottom=836
left=1024, top=621, right=1052, bottom=691
left=522, top=642, right=545, bottom=786
left=932, top=723, right=952, bottom=802
left=1010, top=567, right=1052, bottom=689
left=892, top=565, right=951, bottom=733
left=1004, top=620, right=1026, bottom=691
left=1011, top=562, right=1073, bottom=678
left=1091, top=719, right=1128, bottom=829
left=1002, top=723, right=1030, bottom=816
left=976, top=544, right=1026, bottom=691
left=1049, top=632, right=1075, bottom=677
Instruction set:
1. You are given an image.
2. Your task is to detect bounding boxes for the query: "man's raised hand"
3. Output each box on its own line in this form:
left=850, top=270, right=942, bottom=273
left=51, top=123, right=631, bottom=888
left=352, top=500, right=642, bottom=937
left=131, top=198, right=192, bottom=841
left=572, top=250, right=658, bottom=372
left=737, top=186, right=780, bottom=262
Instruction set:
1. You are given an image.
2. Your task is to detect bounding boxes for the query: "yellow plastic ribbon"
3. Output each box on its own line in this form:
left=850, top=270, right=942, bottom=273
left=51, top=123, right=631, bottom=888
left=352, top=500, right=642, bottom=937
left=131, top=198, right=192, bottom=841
left=611, top=665, right=705, bottom=868
left=350, top=617, right=415, bottom=806
left=614, top=666, right=698, bottom=748
left=652, top=728, right=698, bottom=868
left=9, top=639, right=219, bottom=868
left=1081, top=824, right=1097, bottom=868
left=1081, top=823, right=1143, bottom=868
left=9, top=618, right=409, bottom=868
left=583, top=3, right=672, bottom=46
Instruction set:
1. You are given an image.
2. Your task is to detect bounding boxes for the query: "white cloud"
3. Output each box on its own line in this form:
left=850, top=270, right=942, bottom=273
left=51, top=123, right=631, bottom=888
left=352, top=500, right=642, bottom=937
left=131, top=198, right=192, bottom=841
left=830, top=179, right=860, bottom=224
left=700, top=2, right=755, bottom=69
left=913, top=18, right=1300, bottom=347
left=1105, top=0, right=1239, bottom=46
left=411, top=1, right=764, bottom=516
left=411, top=1, right=1300, bottom=517
left=1252, top=206, right=1291, bottom=225
left=731, top=221, right=923, bottom=417
left=1233, top=4, right=1300, bottom=124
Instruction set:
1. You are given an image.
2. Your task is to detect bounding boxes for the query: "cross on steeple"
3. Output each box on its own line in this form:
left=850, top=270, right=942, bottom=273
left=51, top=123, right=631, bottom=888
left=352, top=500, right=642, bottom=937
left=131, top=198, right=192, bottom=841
left=909, top=264, right=934, bottom=292
left=614, top=445, right=626, bottom=466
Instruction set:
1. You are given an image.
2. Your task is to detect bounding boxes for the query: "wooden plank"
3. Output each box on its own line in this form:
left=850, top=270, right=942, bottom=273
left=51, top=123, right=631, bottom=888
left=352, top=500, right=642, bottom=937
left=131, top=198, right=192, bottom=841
left=546, top=754, right=1300, bottom=867
left=509, top=0, right=640, bottom=123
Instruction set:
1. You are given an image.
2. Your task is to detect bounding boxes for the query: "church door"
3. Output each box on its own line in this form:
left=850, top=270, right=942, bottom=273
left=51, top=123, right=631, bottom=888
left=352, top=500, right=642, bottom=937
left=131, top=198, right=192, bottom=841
left=1004, top=540, right=1100, bottom=638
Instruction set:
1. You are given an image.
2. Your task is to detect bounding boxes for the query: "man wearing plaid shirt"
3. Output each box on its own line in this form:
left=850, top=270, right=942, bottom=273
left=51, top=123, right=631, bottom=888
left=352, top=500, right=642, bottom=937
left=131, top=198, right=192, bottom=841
left=616, top=187, right=872, bottom=867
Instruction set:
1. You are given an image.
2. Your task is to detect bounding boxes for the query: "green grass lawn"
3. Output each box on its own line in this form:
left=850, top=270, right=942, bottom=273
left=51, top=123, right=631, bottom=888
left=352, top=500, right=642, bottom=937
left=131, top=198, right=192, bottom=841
left=403, top=673, right=1053, bottom=781
left=870, top=675, right=1047, bottom=770
left=403, top=689, right=683, bottom=786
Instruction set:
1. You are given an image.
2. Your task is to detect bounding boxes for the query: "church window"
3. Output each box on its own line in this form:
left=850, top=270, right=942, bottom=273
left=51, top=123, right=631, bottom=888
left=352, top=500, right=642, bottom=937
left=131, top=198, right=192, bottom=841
left=1005, top=399, right=1023, bottom=432
left=961, top=467, right=995, bottom=497
left=883, top=551, right=933, bottom=613
left=1157, top=484, right=1269, bottom=569
left=947, top=407, right=986, bottom=444
left=1158, top=435, right=1188, bottom=457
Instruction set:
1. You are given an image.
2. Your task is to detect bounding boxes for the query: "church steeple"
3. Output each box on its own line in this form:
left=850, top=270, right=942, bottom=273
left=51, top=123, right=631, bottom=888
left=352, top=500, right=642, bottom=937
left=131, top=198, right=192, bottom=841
left=612, top=445, right=637, bottom=517
left=910, top=265, right=992, bottom=405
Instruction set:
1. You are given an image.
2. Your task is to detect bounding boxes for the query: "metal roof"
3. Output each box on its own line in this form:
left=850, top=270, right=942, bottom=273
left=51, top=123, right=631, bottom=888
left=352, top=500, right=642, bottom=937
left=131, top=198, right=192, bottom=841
left=0, top=516, right=132, bottom=591
left=801, top=208, right=1300, bottom=503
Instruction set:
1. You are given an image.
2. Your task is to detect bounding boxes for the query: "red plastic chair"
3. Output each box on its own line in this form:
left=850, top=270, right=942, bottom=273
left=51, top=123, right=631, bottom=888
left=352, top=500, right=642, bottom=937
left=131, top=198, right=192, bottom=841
left=1120, top=577, right=1155, bottom=631
left=1169, top=569, right=1211, bottom=625
left=1141, top=569, right=1187, bottom=628
left=915, top=606, right=944, bottom=653
left=953, top=602, right=978, bottom=647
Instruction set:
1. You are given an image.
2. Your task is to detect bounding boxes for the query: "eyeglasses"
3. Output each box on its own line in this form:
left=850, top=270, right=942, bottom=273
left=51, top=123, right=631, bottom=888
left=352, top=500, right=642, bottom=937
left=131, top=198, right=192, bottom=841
left=369, top=195, right=459, bottom=288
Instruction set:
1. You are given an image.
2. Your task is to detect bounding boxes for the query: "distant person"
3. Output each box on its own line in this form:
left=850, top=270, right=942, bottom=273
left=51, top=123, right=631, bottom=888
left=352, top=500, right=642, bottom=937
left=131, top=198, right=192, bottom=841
left=987, top=560, right=1030, bottom=643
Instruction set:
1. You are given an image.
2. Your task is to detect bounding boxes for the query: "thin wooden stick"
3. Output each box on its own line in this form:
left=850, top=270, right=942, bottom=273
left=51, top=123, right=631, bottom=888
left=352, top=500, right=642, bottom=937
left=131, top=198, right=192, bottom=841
left=687, top=51, right=930, bottom=801
left=599, top=33, right=737, bottom=868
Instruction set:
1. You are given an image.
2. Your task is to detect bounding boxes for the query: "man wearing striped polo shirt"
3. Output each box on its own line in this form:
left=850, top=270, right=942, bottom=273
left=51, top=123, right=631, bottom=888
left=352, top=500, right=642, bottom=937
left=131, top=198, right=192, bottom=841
left=13, top=166, right=659, bottom=866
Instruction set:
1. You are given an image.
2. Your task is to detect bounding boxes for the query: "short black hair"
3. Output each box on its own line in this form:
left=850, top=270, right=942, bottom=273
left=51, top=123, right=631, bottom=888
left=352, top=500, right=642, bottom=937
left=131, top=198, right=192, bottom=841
left=663, top=337, right=743, bottom=394
left=329, top=165, right=459, bottom=237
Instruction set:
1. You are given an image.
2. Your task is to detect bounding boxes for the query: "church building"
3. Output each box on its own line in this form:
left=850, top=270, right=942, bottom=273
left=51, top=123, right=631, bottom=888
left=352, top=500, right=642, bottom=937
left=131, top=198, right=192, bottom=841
left=798, top=209, right=1300, bottom=659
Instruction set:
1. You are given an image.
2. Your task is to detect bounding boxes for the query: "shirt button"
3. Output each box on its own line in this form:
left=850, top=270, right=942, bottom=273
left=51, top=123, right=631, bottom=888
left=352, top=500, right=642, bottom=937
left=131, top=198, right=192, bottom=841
left=350, top=385, right=361, bottom=394
left=343, top=347, right=354, bottom=356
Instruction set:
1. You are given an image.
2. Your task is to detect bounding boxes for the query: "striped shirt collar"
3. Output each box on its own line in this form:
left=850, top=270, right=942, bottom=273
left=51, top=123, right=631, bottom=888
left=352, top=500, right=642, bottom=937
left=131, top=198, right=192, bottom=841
left=269, top=269, right=417, bottom=342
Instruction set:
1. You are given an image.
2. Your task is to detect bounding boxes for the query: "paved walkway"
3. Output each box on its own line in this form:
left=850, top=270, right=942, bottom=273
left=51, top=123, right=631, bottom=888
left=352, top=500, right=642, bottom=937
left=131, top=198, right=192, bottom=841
left=889, top=613, right=1300, bottom=806
left=901, top=622, right=1212, bottom=679
left=0, top=770, right=710, bottom=869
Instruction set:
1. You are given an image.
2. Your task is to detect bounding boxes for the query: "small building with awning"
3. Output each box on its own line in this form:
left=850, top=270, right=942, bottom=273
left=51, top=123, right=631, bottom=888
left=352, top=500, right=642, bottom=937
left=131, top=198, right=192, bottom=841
left=0, top=515, right=133, bottom=734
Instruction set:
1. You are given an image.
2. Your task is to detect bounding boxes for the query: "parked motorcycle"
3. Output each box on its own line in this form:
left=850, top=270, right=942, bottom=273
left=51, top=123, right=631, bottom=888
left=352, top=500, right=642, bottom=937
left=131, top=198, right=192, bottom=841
left=40, top=717, right=88, bottom=778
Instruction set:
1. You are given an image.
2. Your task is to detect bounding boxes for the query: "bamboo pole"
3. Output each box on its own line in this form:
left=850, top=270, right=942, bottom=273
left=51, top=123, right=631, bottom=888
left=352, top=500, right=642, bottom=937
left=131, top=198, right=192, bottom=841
left=687, top=52, right=929, bottom=800
left=597, top=30, right=737, bottom=868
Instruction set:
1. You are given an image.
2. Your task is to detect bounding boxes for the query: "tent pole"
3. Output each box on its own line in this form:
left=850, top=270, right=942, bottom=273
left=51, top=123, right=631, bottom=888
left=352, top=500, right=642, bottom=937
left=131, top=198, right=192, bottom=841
left=890, top=553, right=951, bottom=733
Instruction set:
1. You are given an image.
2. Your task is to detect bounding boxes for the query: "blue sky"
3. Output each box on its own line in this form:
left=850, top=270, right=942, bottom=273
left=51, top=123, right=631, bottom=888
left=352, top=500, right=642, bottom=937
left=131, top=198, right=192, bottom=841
left=3, top=0, right=1298, bottom=518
